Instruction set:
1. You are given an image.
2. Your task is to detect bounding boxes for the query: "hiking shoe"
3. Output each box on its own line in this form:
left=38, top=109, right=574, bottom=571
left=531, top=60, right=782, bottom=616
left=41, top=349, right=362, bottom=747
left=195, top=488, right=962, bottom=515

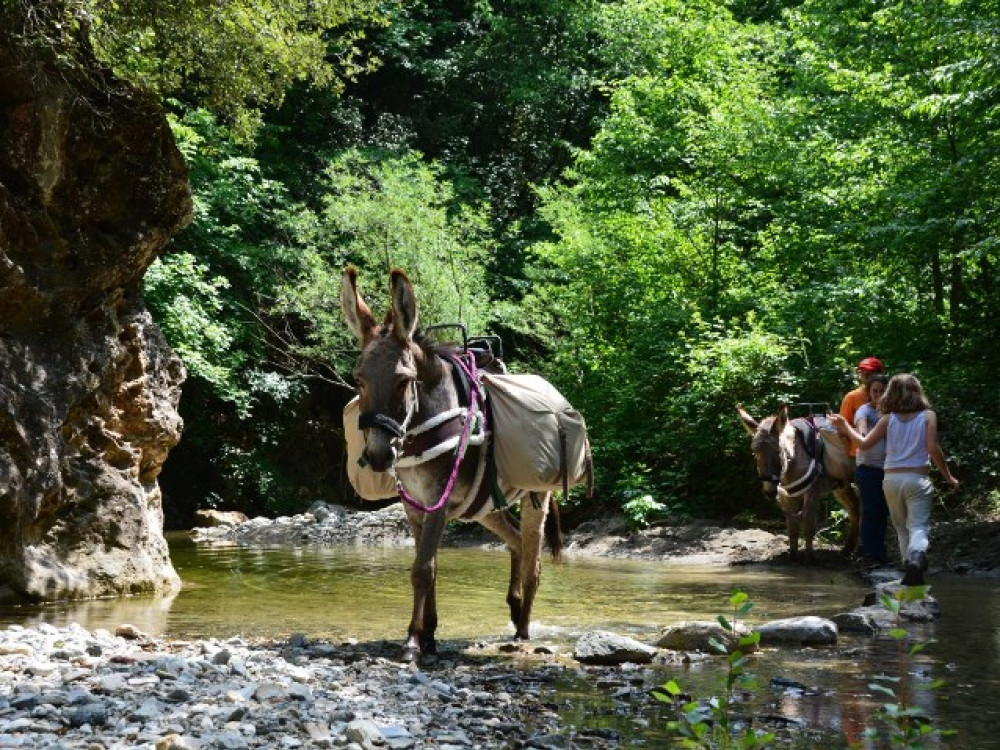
left=901, top=550, right=928, bottom=586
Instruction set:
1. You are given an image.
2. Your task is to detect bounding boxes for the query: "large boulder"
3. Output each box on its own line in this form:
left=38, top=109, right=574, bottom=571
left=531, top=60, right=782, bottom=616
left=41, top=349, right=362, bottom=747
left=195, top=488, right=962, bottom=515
left=0, top=13, right=192, bottom=602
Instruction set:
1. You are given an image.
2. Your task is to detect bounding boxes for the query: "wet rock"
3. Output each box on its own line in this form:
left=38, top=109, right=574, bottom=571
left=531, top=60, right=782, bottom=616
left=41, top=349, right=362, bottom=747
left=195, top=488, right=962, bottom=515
left=655, top=620, right=756, bottom=653
left=832, top=612, right=880, bottom=635
left=856, top=583, right=941, bottom=625
left=757, top=616, right=838, bottom=646
left=573, top=631, right=657, bottom=665
left=194, top=510, right=249, bottom=528
left=115, top=624, right=147, bottom=640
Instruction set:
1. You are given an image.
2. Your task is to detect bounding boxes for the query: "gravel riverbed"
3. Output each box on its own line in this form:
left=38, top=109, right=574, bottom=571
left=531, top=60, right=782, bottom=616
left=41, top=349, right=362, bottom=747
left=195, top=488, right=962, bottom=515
left=0, top=621, right=614, bottom=750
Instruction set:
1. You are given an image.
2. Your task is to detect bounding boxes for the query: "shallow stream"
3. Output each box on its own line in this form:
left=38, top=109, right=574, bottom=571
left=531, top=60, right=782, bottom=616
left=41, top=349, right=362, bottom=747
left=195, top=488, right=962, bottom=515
left=2, top=536, right=997, bottom=747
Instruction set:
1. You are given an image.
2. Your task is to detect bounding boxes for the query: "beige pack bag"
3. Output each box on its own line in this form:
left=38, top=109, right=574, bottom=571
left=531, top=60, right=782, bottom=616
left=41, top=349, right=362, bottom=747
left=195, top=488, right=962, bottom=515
left=481, top=372, right=592, bottom=493
left=343, top=396, right=398, bottom=501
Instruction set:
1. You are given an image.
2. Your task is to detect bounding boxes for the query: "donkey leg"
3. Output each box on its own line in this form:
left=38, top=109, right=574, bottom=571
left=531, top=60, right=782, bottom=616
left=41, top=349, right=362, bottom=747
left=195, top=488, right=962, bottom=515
left=478, top=510, right=524, bottom=629
left=801, top=489, right=820, bottom=563
left=778, top=495, right=801, bottom=561
left=403, top=510, right=446, bottom=662
left=833, top=486, right=861, bottom=555
left=513, top=492, right=550, bottom=640
left=785, top=514, right=801, bottom=561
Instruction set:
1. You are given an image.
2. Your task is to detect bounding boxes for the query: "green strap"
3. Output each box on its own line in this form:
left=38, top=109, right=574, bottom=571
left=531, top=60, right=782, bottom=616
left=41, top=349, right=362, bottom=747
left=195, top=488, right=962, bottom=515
left=487, top=436, right=508, bottom=510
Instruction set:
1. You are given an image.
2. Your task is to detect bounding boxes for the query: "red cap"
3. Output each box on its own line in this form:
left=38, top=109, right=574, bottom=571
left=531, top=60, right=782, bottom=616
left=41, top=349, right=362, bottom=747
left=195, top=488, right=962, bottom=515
left=857, top=357, right=884, bottom=373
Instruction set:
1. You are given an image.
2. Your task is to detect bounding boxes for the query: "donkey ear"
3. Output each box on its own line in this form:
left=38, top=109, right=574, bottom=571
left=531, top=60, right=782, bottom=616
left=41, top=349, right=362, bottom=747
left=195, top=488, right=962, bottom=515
left=775, top=403, right=790, bottom=432
left=340, top=266, right=378, bottom=346
left=736, top=404, right=758, bottom=435
left=389, top=269, right=418, bottom=343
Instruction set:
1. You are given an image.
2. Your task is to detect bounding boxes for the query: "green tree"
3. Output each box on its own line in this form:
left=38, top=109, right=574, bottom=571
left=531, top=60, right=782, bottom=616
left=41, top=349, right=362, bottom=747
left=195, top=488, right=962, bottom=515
left=90, top=0, right=380, bottom=135
left=522, top=0, right=803, bottom=515
left=276, top=149, right=496, bottom=359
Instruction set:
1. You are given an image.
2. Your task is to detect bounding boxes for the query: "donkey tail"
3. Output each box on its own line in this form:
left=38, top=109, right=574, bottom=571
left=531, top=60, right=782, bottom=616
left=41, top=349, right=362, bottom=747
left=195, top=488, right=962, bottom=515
left=545, top=494, right=564, bottom=564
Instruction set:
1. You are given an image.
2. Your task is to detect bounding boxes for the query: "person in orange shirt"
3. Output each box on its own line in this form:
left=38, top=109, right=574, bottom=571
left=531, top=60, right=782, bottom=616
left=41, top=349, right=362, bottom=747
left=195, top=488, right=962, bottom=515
left=839, top=357, right=886, bottom=458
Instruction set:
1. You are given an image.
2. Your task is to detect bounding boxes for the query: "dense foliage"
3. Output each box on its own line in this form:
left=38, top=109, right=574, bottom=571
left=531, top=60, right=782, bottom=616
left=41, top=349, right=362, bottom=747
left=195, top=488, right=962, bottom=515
left=29, top=0, right=999, bottom=526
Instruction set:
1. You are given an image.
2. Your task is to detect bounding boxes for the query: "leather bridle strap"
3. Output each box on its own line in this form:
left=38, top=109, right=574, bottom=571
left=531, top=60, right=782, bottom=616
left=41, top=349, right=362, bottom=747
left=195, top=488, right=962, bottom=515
left=358, top=410, right=405, bottom=438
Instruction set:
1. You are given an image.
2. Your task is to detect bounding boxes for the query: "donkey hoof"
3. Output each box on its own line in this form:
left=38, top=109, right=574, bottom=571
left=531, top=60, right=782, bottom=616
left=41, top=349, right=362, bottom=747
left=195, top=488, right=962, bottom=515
left=401, top=644, right=421, bottom=663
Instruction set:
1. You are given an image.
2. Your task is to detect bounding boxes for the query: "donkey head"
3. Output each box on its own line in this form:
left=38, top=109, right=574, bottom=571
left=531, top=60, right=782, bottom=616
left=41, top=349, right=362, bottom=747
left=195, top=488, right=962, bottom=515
left=736, top=404, right=789, bottom=502
left=341, top=267, right=444, bottom=472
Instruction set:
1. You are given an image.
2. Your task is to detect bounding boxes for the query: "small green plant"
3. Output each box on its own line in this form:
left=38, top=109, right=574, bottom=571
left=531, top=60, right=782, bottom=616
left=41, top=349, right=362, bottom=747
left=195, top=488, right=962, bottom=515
left=651, top=590, right=775, bottom=749
left=623, top=494, right=668, bottom=529
left=617, top=467, right=671, bottom=529
left=861, top=585, right=954, bottom=749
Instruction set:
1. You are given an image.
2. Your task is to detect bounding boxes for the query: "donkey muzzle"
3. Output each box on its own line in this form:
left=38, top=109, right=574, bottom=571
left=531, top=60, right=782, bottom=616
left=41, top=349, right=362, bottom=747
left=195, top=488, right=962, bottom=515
left=358, top=410, right=403, bottom=472
left=358, top=411, right=405, bottom=438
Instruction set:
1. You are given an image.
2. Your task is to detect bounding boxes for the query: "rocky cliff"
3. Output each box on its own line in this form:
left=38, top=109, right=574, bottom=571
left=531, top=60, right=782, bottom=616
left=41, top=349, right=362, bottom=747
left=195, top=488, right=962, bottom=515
left=0, top=18, right=192, bottom=602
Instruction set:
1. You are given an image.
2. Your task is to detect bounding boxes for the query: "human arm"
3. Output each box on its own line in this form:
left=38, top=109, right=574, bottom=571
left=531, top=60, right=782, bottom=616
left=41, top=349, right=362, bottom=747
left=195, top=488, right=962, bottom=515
left=925, top=410, right=960, bottom=491
left=828, top=412, right=888, bottom=449
left=855, top=405, right=873, bottom=436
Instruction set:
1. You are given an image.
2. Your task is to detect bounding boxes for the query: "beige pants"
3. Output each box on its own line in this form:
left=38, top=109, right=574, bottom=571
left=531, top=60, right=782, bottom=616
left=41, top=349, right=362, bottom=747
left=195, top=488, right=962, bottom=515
left=882, top=472, right=934, bottom=560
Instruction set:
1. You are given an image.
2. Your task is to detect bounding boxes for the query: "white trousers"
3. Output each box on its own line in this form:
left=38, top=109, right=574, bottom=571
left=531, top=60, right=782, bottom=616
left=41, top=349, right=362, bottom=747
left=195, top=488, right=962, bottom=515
left=882, top=472, right=934, bottom=560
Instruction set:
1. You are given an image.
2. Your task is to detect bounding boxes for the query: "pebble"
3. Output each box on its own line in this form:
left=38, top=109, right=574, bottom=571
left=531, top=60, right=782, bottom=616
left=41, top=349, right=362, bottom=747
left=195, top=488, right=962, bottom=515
left=0, top=624, right=587, bottom=749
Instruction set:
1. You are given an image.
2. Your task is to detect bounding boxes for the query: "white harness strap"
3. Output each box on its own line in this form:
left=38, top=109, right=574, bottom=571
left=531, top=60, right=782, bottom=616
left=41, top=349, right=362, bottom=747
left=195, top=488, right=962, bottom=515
left=395, top=408, right=487, bottom=468
left=780, top=457, right=820, bottom=498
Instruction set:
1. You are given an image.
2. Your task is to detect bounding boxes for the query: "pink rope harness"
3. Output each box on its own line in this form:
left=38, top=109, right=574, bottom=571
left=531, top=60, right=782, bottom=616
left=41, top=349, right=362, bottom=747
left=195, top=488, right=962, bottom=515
left=396, top=352, right=484, bottom=514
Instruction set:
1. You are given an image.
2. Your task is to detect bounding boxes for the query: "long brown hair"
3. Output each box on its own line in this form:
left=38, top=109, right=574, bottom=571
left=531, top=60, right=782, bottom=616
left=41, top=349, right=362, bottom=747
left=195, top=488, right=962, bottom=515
left=878, top=373, right=931, bottom=414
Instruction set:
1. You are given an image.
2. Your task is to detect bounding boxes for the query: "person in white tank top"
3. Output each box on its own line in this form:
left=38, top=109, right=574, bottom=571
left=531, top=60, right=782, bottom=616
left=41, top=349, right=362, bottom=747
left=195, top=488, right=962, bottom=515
left=829, top=373, right=959, bottom=587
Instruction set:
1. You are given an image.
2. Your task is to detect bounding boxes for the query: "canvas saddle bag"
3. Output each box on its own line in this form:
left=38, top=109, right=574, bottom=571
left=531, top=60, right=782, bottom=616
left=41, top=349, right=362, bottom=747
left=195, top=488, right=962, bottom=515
left=343, top=372, right=593, bottom=502
left=343, top=396, right=398, bottom=501
left=481, top=372, right=592, bottom=495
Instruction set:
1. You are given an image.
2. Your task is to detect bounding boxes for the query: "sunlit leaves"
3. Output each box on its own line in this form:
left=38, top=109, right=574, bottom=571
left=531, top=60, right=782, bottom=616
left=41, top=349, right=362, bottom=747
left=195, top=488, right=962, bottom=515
left=275, top=149, right=496, bottom=358
left=82, top=0, right=382, bottom=137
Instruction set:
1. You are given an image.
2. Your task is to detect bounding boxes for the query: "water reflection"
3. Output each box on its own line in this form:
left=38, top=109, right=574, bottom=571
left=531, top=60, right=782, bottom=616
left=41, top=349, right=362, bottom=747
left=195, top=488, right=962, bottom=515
left=0, top=537, right=997, bottom=747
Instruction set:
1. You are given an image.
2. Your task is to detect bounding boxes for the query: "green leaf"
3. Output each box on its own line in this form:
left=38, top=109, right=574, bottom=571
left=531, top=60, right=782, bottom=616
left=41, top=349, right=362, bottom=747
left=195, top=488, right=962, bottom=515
left=904, top=585, right=929, bottom=602
left=869, top=683, right=898, bottom=697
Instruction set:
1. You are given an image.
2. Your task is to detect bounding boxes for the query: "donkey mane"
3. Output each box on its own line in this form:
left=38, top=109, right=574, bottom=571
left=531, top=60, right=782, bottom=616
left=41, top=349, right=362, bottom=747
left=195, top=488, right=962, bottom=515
left=778, top=422, right=798, bottom=466
left=369, top=325, right=458, bottom=389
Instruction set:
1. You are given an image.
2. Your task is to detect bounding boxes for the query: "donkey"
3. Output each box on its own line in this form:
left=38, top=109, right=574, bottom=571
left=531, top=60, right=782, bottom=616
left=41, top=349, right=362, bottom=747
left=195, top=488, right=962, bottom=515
left=340, top=267, right=562, bottom=661
left=737, top=404, right=860, bottom=562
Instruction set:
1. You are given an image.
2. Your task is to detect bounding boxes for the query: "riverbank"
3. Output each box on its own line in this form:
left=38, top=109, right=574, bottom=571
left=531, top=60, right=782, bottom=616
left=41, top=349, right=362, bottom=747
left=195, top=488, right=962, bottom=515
left=190, top=500, right=1000, bottom=576
left=190, top=502, right=793, bottom=566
